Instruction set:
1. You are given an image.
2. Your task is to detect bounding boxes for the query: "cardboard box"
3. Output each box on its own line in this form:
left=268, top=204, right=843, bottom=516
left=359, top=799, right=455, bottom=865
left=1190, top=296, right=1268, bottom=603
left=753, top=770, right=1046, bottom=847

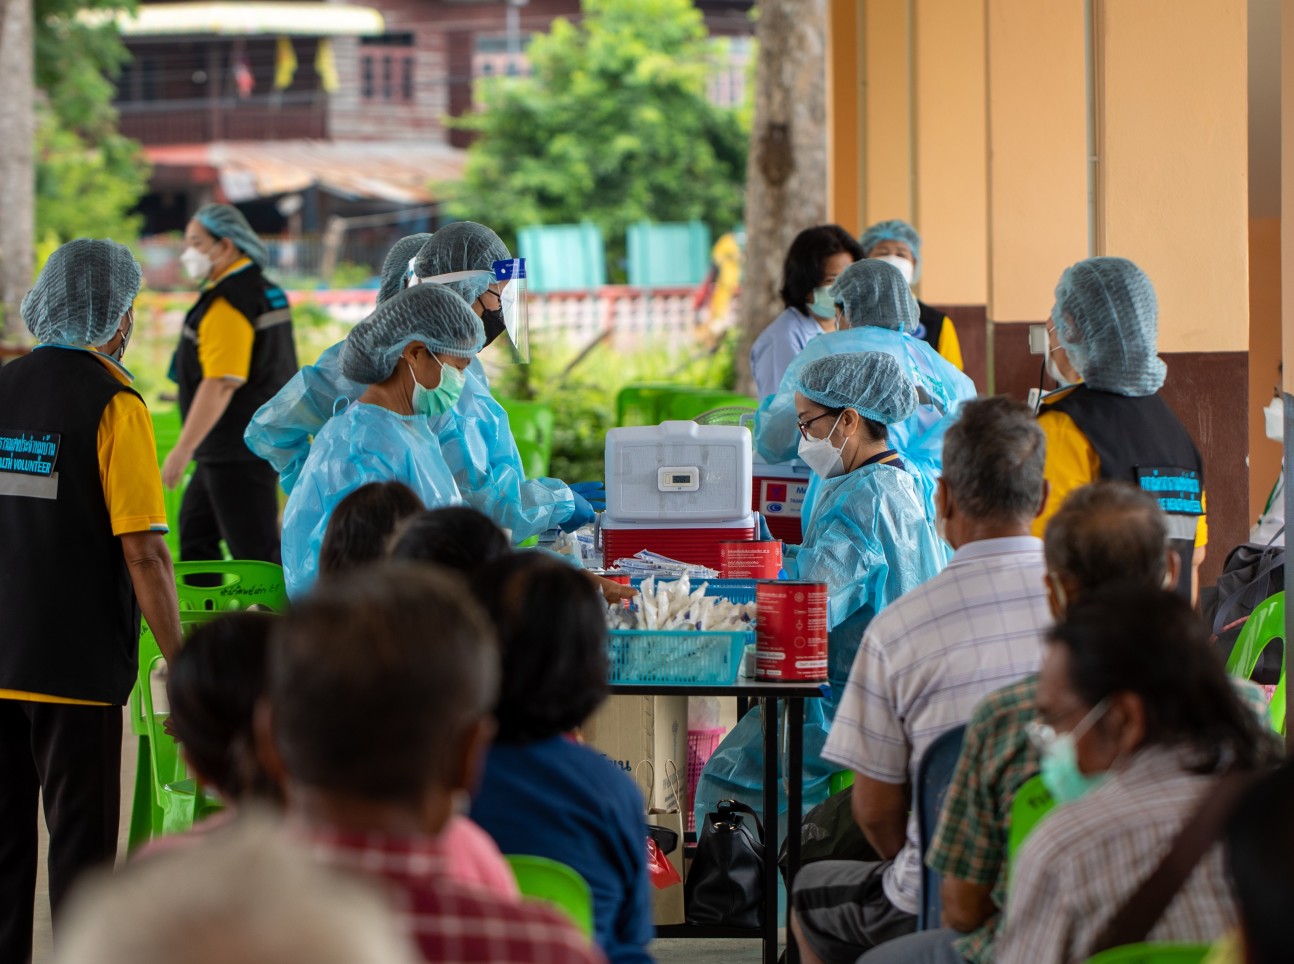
left=584, top=694, right=690, bottom=925
left=585, top=695, right=688, bottom=810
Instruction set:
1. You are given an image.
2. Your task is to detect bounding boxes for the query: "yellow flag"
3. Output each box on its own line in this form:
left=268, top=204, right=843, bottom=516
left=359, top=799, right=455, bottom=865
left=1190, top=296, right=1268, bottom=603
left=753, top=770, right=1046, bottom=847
left=315, top=38, right=339, bottom=94
left=274, top=37, right=297, bottom=90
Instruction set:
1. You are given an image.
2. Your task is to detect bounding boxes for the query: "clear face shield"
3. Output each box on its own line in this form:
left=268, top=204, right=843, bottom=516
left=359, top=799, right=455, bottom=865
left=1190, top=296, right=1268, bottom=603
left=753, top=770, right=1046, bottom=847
left=412, top=259, right=529, bottom=363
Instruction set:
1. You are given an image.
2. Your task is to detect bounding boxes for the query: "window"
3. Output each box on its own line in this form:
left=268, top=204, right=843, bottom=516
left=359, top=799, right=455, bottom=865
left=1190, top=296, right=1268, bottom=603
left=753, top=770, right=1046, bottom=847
left=359, top=33, right=415, bottom=103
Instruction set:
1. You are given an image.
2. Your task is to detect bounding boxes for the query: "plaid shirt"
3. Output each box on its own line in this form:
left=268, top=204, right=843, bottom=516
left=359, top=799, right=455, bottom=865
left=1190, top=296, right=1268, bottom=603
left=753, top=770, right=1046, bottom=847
left=926, top=676, right=1038, bottom=964
left=928, top=676, right=1269, bottom=964
left=305, top=825, right=605, bottom=964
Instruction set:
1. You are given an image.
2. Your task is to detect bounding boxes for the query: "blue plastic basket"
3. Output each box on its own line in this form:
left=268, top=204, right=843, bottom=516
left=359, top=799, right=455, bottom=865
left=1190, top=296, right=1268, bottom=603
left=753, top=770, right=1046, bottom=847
left=627, top=578, right=757, bottom=607
left=607, top=629, right=751, bottom=685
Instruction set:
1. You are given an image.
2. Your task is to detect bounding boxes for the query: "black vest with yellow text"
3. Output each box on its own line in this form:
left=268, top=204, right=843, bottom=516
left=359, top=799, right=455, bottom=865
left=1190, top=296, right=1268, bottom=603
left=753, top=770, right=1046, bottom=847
left=175, top=261, right=297, bottom=462
left=1045, top=383, right=1204, bottom=598
left=0, top=348, right=142, bottom=703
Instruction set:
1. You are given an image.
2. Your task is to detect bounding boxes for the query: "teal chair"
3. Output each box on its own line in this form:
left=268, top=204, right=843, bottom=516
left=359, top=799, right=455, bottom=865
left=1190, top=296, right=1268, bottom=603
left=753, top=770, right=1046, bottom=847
left=1225, top=592, right=1285, bottom=733
left=1084, top=944, right=1211, bottom=963
left=497, top=398, right=556, bottom=480
left=505, top=854, right=595, bottom=939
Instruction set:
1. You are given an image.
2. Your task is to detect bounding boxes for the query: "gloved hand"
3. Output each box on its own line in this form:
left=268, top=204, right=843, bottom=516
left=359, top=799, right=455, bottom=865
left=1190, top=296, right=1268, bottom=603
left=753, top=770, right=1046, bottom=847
left=560, top=492, right=597, bottom=533
left=569, top=480, right=607, bottom=510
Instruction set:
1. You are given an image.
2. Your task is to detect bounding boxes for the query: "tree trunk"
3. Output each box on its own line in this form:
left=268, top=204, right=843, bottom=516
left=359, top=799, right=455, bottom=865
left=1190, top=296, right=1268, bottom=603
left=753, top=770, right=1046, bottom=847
left=0, top=0, right=33, bottom=343
left=736, top=0, right=828, bottom=395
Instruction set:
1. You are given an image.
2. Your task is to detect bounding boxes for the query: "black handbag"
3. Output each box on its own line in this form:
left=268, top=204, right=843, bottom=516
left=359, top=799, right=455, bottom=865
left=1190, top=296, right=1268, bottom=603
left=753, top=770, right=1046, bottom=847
left=684, top=799, right=765, bottom=927
left=1204, top=529, right=1285, bottom=683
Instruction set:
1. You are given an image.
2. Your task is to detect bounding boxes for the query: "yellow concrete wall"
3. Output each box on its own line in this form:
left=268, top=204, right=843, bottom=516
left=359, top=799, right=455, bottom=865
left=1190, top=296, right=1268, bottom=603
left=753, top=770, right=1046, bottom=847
left=827, top=0, right=864, bottom=235
left=1096, top=0, right=1249, bottom=354
left=862, top=0, right=913, bottom=226
left=984, top=0, right=1088, bottom=323
left=1250, top=218, right=1282, bottom=520
left=912, top=0, right=988, bottom=305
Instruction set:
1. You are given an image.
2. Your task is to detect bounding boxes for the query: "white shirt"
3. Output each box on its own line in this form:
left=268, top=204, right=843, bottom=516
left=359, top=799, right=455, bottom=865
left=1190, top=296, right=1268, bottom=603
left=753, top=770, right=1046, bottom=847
left=822, top=536, right=1051, bottom=915
left=749, top=307, right=825, bottom=399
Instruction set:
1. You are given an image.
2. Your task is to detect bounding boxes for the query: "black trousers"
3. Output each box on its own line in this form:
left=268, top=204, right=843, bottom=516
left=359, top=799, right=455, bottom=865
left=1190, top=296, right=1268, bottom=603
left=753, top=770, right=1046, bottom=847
left=179, top=459, right=281, bottom=564
left=0, top=700, right=122, bottom=964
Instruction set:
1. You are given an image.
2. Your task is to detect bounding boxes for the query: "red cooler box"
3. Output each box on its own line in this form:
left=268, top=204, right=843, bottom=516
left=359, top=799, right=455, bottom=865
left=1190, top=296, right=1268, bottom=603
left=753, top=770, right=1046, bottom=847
left=603, top=421, right=754, bottom=571
left=752, top=460, right=811, bottom=545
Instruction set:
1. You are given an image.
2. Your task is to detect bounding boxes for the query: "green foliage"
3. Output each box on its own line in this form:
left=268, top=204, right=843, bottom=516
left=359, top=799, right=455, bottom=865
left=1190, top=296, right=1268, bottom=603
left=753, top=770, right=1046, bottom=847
left=447, top=0, right=748, bottom=272
left=492, top=331, right=738, bottom=481
left=32, top=0, right=148, bottom=245
left=329, top=262, right=374, bottom=289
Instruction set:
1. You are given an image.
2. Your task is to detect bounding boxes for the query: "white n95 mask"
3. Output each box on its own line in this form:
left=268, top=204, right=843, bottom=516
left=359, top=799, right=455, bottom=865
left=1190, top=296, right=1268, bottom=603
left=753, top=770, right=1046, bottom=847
left=797, top=414, right=846, bottom=480
left=180, top=247, right=212, bottom=282
left=871, top=254, right=915, bottom=286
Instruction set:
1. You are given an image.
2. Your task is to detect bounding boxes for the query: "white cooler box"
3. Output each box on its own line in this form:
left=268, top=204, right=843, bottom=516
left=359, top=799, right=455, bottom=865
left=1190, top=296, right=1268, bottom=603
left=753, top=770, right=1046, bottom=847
left=603, top=421, right=755, bottom=571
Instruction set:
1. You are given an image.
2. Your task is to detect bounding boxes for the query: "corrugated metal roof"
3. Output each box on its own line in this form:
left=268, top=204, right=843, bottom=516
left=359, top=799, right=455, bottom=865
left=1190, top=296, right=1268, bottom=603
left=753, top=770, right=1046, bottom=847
left=145, top=140, right=467, bottom=204
left=84, top=2, right=385, bottom=38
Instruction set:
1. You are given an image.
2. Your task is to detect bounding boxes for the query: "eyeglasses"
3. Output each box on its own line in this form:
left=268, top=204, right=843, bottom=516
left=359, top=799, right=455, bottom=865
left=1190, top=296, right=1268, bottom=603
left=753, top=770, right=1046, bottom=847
left=797, top=411, right=836, bottom=440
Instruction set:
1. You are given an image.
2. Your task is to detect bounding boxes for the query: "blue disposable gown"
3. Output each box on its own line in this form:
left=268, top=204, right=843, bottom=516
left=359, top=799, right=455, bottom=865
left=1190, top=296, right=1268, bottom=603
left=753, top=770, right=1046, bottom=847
left=246, top=341, right=577, bottom=541
left=280, top=402, right=463, bottom=599
left=753, top=326, right=977, bottom=519
left=694, top=460, right=946, bottom=832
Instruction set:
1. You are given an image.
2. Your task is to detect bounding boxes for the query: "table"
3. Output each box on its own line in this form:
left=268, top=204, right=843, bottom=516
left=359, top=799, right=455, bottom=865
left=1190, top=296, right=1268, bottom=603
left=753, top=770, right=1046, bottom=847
left=610, top=679, right=828, bottom=964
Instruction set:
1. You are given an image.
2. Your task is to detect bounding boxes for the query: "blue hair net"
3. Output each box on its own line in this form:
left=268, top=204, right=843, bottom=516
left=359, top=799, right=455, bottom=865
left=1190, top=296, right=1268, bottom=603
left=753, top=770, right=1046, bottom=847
left=378, top=233, right=433, bottom=305
left=194, top=203, right=270, bottom=270
left=829, top=260, right=920, bottom=333
left=22, top=239, right=141, bottom=347
left=413, top=222, right=510, bottom=304
left=796, top=351, right=919, bottom=426
left=1052, top=256, right=1166, bottom=396
left=280, top=404, right=463, bottom=598
left=859, top=219, right=922, bottom=278
left=340, top=284, right=484, bottom=384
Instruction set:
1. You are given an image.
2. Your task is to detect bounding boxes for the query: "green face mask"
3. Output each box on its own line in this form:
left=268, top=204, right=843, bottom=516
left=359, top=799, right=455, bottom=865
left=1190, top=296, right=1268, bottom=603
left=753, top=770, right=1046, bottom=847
left=808, top=285, right=838, bottom=321
left=1036, top=699, right=1111, bottom=805
left=409, top=355, right=465, bottom=417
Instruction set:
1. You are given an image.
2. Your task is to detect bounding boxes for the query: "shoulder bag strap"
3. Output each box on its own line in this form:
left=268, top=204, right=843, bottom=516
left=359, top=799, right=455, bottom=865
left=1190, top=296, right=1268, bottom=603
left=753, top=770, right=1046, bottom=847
left=1089, top=769, right=1261, bottom=955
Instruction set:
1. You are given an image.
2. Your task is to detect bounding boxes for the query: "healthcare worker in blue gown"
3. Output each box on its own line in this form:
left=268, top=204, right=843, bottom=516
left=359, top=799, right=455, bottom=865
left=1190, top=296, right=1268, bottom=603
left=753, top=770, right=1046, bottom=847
left=246, top=223, right=601, bottom=542
left=753, top=258, right=977, bottom=522
left=280, top=283, right=480, bottom=598
left=695, top=352, right=947, bottom=834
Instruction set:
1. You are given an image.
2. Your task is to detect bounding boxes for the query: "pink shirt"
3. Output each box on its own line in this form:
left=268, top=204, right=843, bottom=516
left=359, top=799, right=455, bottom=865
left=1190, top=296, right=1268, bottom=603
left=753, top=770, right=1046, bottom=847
left=439, top=815, right=520, bottom=901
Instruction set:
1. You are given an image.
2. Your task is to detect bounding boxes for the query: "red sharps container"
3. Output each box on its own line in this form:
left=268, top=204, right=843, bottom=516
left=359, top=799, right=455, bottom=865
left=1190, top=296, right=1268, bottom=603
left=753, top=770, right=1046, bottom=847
left=754, top=580, right=828, bottom=682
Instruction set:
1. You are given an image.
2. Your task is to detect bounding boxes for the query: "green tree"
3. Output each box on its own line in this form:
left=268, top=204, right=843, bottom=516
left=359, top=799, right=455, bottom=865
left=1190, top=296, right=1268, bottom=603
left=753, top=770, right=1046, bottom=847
left=33, top=0, right=148, bottom=245
left=447, top=0, right=747, bottom=274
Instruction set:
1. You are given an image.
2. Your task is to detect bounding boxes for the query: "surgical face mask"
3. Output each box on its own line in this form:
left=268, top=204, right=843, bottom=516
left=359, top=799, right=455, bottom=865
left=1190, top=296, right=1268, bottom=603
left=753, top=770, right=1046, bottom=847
left=181, top=247, right=212, bottom=282
left=1030, top=699, right=1111, bottom=804
left=1264, top=397, right=1283, bottom=442
left=871, top=253, right=915, bottom=285
left=1043, top=327, right=1077, bottom=387
left=808, top=286, right=837, bottom=321
left=409, top=355, right=465, bottom=417
left=110, top=309, right=134, bottom=363
left=797, top=413, right=846, bottom=480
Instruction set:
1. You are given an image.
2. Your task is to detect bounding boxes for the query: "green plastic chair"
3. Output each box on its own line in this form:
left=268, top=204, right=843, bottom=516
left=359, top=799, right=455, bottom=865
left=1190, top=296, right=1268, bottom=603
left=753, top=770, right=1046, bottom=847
left=616, top=384, right=685, bottom=427
left=173, top=559, right=289, bottom=613
left=1224, top=592, right=1285, bottom=733
left=662, top=390, right=759, bottom=423
left=497, top=398, right=556, bottom=480
left=505, top=854, right=595, bottom=939
left=828, top=770, right=854, bottom=796
left=1007, top=774, right=1055, bottom=876
left=151, top=407, right=191, bottom=557
left=127, top=610, right=224, bottom=851
left=1084, top=943, right=1211, bottom=963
